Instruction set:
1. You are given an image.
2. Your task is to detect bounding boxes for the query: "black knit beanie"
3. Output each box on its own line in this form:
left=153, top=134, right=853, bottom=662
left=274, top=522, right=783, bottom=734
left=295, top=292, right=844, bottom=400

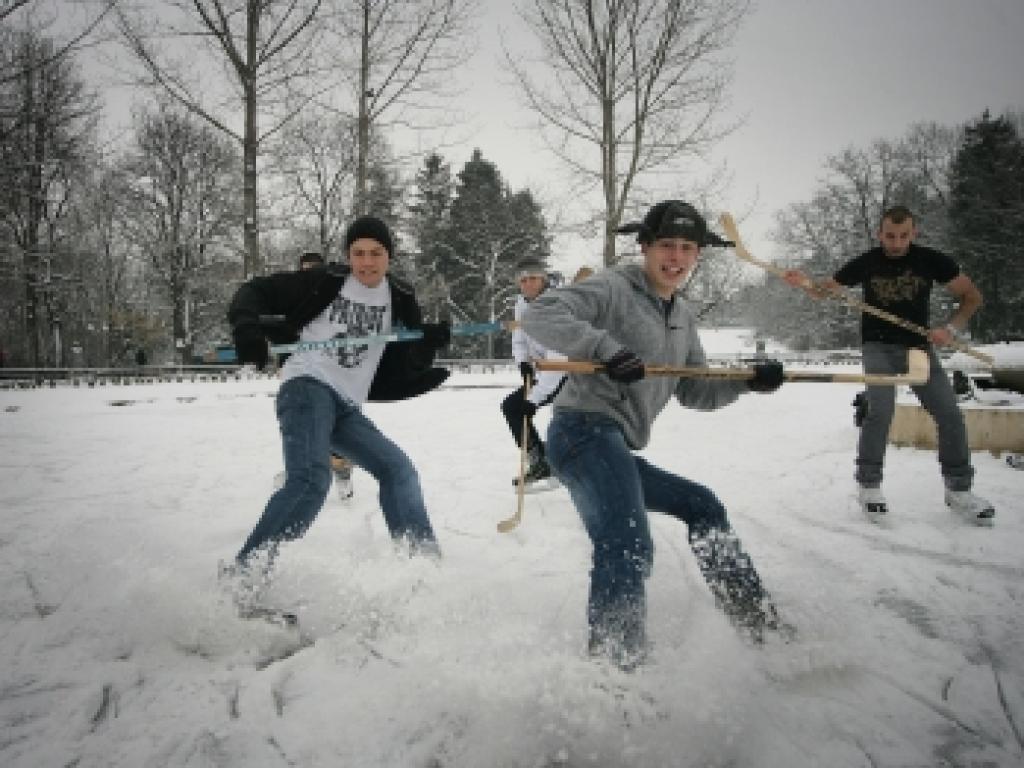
left=344, top=215, right=393, bottom=256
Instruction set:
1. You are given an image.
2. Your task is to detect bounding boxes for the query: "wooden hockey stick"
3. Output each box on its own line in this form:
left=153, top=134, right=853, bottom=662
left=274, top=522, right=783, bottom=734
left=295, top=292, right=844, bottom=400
left=497, top=377, right=532, bottom=533
left=718, top=213, right=994, bottom=367
left=536, top=348, right=930, bottom=386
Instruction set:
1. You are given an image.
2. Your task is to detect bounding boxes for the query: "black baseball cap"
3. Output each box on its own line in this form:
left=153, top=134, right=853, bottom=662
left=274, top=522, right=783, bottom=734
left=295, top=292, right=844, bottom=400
left=617, top=200, right=732, bottom=247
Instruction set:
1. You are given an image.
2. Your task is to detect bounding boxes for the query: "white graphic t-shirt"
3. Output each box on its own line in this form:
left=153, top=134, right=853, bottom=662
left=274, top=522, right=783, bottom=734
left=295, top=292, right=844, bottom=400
left=281, top=275, right=392, bottom=404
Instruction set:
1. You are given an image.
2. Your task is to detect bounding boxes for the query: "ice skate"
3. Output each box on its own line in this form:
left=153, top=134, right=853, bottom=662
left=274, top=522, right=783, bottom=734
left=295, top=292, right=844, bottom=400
left=944, top=489, right=995, bottom=526
left=858, top=485, right=888, bottom=522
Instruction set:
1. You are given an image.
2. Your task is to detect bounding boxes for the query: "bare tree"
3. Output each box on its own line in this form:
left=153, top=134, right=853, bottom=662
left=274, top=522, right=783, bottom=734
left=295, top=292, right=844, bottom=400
left=509, top=0, right=748, bottom=265
left=0, top=1, right=116, bottom=87
left=328, top=0, right=476, bottom=213
left=264, top=108, right=401, bottom=260
left=115, top=0, right=328, bottom=278
left=0, top=26, right=99, bottom=366
left=121, top=104, right=240, bottom=364
left=61, top=159, right=160, bottom=367
left=264, top=111, right=359, bottom=256
left=767, top=123, right=962, bottom=349
left=0, top=1, right=33, bottom=21
left=777, top=126, right=961, bottom=268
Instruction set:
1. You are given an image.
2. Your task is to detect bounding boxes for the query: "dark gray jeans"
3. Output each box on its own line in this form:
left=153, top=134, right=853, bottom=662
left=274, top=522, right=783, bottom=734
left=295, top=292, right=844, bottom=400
left=856, top=342, right=973, bottom=491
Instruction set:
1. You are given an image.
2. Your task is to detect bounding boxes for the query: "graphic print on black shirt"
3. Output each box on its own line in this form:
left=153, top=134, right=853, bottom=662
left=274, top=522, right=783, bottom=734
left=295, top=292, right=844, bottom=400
left=329, top=295, right=387, bottom=368
left=833, top=244, right=959, bottom=347
left=868, top=272, right=927, bottom=304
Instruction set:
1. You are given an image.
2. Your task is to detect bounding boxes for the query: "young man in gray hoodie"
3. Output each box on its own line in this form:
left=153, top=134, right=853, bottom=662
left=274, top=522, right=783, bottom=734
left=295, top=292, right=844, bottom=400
left=522, top=200, right=788, bottom=668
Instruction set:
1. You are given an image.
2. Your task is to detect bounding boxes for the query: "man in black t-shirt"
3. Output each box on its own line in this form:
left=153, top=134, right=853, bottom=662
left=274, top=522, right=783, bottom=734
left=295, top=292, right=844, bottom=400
left=785, top=206, right=994, bottom=525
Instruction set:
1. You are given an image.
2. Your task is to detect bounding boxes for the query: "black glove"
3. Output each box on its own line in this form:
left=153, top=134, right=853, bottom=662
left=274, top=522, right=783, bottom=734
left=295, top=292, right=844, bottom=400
left=234, top=326, right=269, bottom=370
left=748, top=361, right=784, bottom=393
left=604, top=349, right=645, bottom=383
left=420, top=321, right=451, bottom=349
left=520, top=399, right=538, bottom=419
left=519, top=362, right=535, bottom=385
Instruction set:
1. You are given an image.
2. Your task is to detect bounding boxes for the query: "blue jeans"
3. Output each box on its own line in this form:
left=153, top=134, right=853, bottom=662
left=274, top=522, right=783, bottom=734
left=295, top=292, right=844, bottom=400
left=546, top=409, right=768, bottom=659
left=237, top=376, right=438, bottom=564
left=857, top=343, right=973, bottom=491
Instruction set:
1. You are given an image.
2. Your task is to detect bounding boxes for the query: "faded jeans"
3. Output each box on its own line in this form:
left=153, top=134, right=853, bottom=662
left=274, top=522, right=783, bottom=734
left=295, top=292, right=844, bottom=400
left=857, top=343, right=973, bottom=491
left=546, top=409, right=768, bottom=659
left=237, top=376, right=438, bottom=564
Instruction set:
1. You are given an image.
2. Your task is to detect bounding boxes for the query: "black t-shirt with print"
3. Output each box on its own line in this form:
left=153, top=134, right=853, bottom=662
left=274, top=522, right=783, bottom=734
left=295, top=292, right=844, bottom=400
left=833, top=243, right=960, bottom=347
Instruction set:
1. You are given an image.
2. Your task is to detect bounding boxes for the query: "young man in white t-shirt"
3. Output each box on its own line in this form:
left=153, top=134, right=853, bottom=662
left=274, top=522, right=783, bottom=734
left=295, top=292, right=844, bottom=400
left=226, top=216, right=451, bottom=606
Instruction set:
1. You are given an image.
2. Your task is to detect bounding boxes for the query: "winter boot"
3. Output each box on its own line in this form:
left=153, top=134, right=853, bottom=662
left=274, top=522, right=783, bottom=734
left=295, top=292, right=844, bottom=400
left=858, top=485, right=887, bottom=522
left=944, top=489, right=995, bottom=526
left=690, top=528, right=794, bottom=645
left=218, top=559, right=269, bottom=614
left=587, top=595, right=649, bottom=671
left=218, top=544, right=278, bottom=614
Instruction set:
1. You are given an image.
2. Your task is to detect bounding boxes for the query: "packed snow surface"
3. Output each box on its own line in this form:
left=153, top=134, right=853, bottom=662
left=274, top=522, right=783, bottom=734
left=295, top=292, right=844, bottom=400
left=1, top=359, right=1022, bottom=767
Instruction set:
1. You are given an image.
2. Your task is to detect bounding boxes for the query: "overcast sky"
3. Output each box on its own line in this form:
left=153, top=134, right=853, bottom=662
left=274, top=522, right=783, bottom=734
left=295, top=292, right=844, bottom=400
left=457, top=0, right=1024, bottom=273
left=73, top=0, right=1024, bottom=275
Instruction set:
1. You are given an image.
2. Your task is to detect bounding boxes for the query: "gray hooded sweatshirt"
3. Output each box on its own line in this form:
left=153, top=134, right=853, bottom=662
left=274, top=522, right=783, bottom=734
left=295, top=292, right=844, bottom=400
left=521, top=263, right=748, bottom=450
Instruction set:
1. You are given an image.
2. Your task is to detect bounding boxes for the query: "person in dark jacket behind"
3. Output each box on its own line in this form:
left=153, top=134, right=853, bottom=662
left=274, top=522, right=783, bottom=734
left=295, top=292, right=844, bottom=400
left=223, top=215, right=451, bottom=611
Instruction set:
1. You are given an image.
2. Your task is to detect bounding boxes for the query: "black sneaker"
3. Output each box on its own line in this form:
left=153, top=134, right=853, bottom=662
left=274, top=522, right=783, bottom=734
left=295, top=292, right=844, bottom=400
left=512, top=455, right=559, bottom=492
left=524, top=456, right=552, bottom=483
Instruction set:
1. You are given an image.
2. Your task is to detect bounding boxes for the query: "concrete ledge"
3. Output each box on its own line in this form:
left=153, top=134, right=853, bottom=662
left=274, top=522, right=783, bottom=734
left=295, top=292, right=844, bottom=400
left=889, top=403, right=1024, bottom=455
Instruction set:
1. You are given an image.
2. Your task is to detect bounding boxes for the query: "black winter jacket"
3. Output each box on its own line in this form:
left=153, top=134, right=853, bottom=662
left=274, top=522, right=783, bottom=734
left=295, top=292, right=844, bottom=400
left=227, top=264, right=449, bottom=402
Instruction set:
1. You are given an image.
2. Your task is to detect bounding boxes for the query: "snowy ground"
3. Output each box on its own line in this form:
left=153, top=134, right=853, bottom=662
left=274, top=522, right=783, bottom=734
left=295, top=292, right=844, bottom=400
left=1, top=360, right=1023, bottom=767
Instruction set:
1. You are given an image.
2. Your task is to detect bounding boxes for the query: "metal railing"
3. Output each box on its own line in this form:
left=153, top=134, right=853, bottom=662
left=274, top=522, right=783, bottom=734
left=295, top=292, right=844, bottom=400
left=0, top=365, right=264, bottom=390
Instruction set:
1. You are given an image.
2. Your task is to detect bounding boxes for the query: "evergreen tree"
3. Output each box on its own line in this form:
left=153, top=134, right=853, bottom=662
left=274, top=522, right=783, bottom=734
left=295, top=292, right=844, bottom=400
left=407, top=153, right=454, bottom=320
left=444, top=149, right=550, bottom=357
left=949, top=111, right=1024, bottom=341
